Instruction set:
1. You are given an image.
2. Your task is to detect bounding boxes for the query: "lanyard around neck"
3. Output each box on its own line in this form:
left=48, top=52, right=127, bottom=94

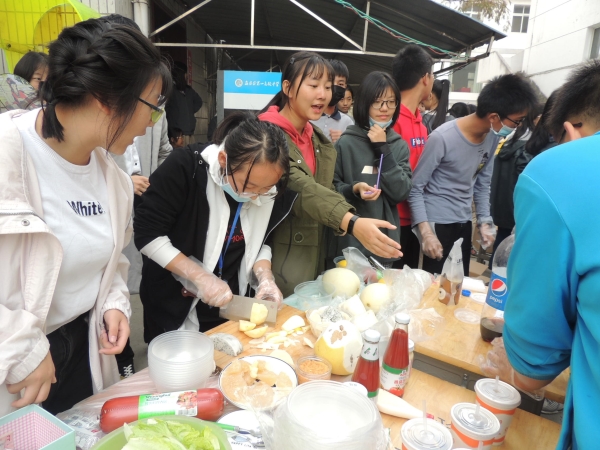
left=218, top=202, right=243, bottom=279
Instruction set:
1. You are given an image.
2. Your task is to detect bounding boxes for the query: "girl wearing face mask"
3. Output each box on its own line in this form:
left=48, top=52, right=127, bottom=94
left=134, top=113, right=295, bottom=341
left=258, top=53, right=402, bottom=296
left=328, top=71, right=412, bottom=266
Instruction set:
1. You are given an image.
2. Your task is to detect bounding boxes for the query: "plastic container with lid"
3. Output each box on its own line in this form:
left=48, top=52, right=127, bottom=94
left=400, top=418, right=453, bottom=450
left=450, top=403, right=500, bottom=450
left=475, top=379, right=521, bottom=445
left=272, top=380, right=387, bottom=450
left=294, top=280, right=336, bottom=311
left=295, top=355, right=332, bottom=384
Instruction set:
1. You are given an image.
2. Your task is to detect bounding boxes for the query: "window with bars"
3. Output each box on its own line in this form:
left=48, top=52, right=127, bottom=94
left=592, top=28, right=600, bottom=59
left=512, top=5, right=530, bottom=33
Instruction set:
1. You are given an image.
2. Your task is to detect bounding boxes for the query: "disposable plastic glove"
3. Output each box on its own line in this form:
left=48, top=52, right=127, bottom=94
left=422, top=233, right=444, bottom=260
left=172, top=255, right=233, bottom=308
left=254, top=266, right=284, bottom=310
left=479, top=337, right=545, bottom=400
left=478, top=221, right=497, bottom=250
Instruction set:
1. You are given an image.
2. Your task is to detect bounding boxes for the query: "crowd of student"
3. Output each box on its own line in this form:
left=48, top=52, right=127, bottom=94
left=1, top=13, right=599, bottom=449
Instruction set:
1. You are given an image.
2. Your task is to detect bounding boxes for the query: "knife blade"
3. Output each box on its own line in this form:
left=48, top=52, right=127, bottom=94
left=219, top=295, right=278, bottom=325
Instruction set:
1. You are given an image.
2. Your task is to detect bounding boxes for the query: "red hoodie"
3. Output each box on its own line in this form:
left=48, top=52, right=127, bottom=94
left=392, top=104, right=427, bottom=226
left=258, top=105, right=316, bottom=174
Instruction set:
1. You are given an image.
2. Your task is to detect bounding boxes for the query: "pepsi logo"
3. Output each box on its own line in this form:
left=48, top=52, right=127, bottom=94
left=491, top=278, right=508, bottom=296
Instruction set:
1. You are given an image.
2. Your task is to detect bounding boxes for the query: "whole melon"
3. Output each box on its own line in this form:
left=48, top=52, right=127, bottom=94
left=360, top=282, right=392, bottom=314
left=322, top=268, right=361, bottom=298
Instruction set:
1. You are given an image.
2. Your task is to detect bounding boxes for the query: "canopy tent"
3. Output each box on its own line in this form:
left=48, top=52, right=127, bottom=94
left=0, top=0, right=100, bottom=71
left=152, top=0, right=506, bottom=84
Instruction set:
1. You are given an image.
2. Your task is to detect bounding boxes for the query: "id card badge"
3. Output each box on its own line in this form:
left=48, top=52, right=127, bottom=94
left=361, top=165, right=374, bottom=174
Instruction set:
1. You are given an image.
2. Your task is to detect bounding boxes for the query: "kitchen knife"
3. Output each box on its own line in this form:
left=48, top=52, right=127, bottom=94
left=219, top=295, right=278, bottom=325
left=180, top=288, right=278, bottom=325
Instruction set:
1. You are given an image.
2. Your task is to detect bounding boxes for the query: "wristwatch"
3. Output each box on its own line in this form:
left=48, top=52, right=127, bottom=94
left=347, top=214, right=360, bottom=236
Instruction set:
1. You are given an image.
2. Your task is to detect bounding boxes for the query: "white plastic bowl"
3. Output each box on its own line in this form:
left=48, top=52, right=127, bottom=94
left=148, top=330, right=215, bottom=392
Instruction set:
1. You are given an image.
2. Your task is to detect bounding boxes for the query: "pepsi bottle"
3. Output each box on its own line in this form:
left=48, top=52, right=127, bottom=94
left=480, top=233, right=514, bottom=342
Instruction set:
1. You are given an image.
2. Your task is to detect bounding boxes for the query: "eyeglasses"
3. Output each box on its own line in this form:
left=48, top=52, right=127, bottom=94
left=224, top=159, right=278, bottom=200
left=138, top=95, right=165, bottom=124
left=503, top=116, right=525, bottom=127
left=559, top=122, right=583, bottom=144
left=371, top=100, right=399, bottom=110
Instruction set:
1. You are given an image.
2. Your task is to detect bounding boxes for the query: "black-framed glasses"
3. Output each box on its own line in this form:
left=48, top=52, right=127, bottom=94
left=371, top=100, right=399, bottom=110
left=559, top=122, right=583, bottom=144
left=503, top=116, right=524, bottom=127
left=224, top=158, right=278, bottom=200
left=138, top=95, right=165, bottom=124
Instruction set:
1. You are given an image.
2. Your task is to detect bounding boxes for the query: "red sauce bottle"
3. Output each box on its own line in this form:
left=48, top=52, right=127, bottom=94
left=380, top=313, right=410, bottom=397
left=351, top=329, right=381, bottom=402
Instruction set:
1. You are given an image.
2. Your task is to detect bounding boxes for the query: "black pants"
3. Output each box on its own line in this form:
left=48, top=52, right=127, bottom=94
left=42, top=314, right=94, bottom=415
left=488, top=226, right=512, bottom=269
left=422, top=222, right=472, bottom=276
left=392, top=225, right=421, bottom=270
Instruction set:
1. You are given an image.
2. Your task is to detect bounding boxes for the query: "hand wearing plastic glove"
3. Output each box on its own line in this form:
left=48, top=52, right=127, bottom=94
left=478, top=221, right=497, bottom=250
left=167, top=254, right=233, bottom=307
left=479, top=337, right=546, bottom=400
left=417, top=222, right=443, bottom=260
left=254, top=264, right=284, bottom=310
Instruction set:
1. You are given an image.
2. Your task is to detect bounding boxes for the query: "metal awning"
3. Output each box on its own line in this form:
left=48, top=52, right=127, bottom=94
left=153, top=0, right=506, bottom=83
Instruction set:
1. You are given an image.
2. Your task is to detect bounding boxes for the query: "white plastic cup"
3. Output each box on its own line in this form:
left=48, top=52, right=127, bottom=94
left=401, top=418, right=453, bottom=450
left=450, top=403, right=500, bottom=450
left=474, top=379, right=521, bottom=445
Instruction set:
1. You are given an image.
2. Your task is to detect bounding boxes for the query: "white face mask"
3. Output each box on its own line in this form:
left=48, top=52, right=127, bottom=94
left=369, top=117, right=393, bottom=129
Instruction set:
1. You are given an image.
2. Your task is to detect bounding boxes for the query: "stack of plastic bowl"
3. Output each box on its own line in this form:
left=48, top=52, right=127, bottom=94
left=272, top=381, right=386, bottom=450
left=294, top=280, right=336, bottom=311
left=148, top=330, right=215, bottom=392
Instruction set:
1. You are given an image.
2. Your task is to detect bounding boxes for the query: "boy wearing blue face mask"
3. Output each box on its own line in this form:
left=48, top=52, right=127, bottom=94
left=408, top=74, right=538, bottom=275
left=310, top=59, right=354, bottom=143
left=328, top=71, right=412, bottom=266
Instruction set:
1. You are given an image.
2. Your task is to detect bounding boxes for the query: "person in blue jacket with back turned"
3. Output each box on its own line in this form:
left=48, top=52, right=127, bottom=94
left=483, top=60, right=600, bottom=450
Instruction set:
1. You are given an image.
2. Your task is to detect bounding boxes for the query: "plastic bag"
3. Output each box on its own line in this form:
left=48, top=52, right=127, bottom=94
left=343, top=247, right=378, bottom=284
left=438, top=238, right=464, bottom=306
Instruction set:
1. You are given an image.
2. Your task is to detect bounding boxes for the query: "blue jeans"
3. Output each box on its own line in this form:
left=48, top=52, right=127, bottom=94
left=42, top=313, right=94, bottom=415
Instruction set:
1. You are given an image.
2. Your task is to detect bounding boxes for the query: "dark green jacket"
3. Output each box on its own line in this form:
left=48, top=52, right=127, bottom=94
left=328, top=126, right=412, bottom=265
left=270, top=126, right=355, bottom=297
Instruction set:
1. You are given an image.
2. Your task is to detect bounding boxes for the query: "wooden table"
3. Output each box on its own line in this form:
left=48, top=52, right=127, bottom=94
left=414, top=284, right=569, bottom=403
left=207, top=305, right=561, bottom=449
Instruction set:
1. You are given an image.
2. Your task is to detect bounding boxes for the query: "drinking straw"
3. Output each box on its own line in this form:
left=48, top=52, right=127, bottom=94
left=475, top=403, right=481, bottom=419
left=423, top=400, right=427, bottom=432
left=495, top=375, right=500, bottom=393
left=365, top=154, right=384, bottom=194
left=477, top=441, right=484, bottom=449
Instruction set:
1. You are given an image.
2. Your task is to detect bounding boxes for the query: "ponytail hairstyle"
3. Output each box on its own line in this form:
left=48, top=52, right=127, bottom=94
left=430, top=79, right=450, bottom=131
left=39, top=18, right=171, bottom=150
left=260, top=51, right=334, bottom=113
left=213, top=111, right=290, bottom=197
left=354, top=71, right=401, bottom=131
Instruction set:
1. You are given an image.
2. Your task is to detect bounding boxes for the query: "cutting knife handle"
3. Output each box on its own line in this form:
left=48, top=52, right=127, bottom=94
left=181, top=287, right=196, bottom=298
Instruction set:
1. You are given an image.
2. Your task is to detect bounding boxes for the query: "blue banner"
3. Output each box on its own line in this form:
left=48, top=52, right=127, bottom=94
left=223, top=71, right=282, bottom=95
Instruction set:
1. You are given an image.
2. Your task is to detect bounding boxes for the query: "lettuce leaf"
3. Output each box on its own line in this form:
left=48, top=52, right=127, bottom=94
left=122, top=419, right=220, bottom=450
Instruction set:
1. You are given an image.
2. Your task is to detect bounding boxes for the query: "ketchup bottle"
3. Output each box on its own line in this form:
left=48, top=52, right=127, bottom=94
left=380, top=313, right=410, bottom=397
left=351, top=329, right=381, bottom=402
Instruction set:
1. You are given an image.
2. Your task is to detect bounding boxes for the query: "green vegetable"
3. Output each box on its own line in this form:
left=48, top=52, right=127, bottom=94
left=122, top=418, right=220, bottom=450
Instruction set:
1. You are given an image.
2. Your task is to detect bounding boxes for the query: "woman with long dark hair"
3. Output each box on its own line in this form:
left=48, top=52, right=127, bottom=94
left=422, top=79, right=451, bottom=134
left=258, top=52, right=401, bottom=295
left=0, top=18, right=171, bottom=415
left=134, top=112, right=295, bottom=340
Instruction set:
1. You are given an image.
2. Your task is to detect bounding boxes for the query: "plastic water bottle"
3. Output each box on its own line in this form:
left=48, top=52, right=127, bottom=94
left=480, top=234, right=514, bottom=342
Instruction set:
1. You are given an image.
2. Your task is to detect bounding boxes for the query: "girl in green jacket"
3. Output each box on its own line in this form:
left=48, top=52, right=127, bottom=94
left=330, top=71, right=412, bottom=267
left=259, top=52, right=402, bottom=297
